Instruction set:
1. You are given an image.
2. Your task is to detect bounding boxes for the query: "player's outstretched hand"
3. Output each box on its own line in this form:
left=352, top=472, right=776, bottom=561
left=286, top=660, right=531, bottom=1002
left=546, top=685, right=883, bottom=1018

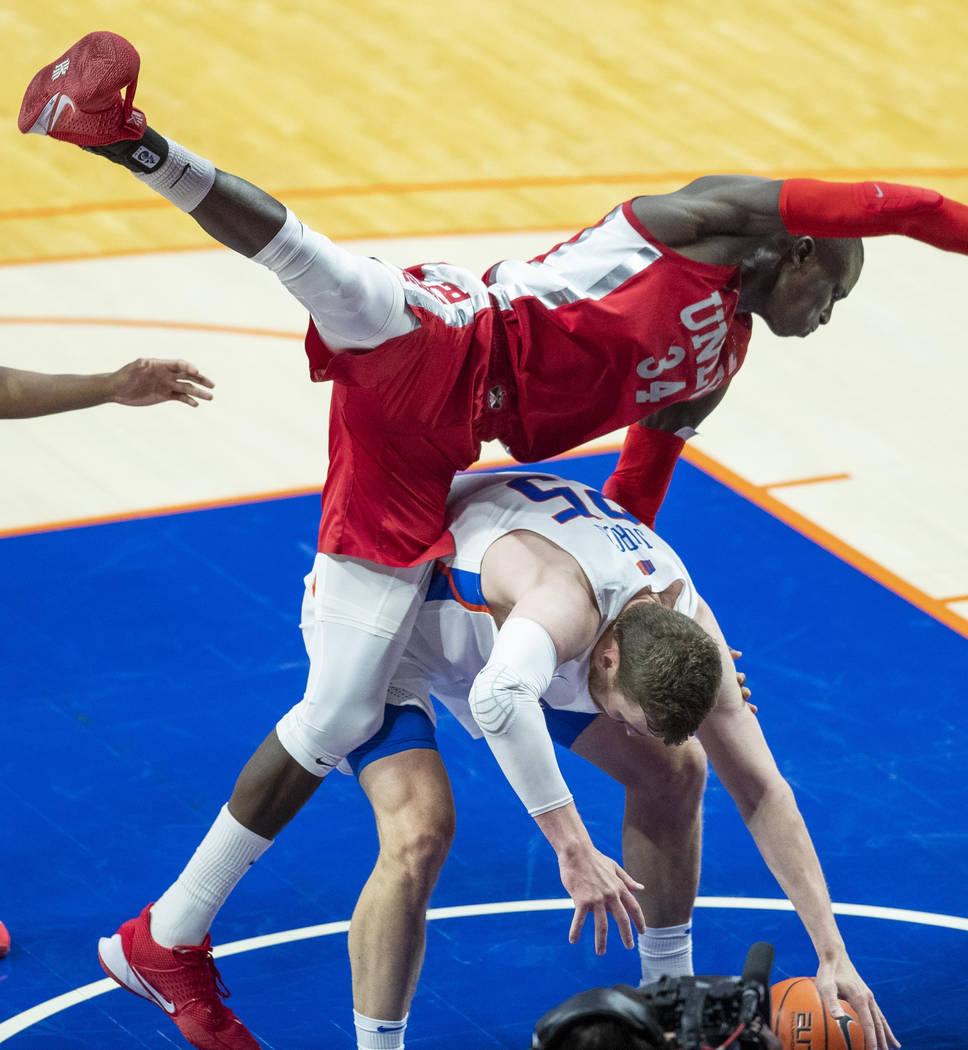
left=111, top=358, right=215, bottom=407
left=557, top=842, right=645, bottom=955
left=814, top=952, right=900, bottom=1050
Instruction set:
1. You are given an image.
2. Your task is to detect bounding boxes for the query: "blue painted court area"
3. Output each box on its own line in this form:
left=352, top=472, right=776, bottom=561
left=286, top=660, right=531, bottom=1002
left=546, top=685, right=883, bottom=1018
left=0, top=452, right=964, bottom=1048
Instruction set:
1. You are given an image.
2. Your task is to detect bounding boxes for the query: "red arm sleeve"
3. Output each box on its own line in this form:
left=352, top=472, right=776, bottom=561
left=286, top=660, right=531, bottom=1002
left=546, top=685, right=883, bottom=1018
left=779, top=178, right=968, bottom=254
left=602, top=425, right=685, bottom=530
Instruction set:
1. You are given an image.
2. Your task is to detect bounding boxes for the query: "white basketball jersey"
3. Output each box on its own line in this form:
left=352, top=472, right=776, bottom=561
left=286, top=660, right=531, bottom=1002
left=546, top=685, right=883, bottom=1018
left=394, top=471, right=698, bottom=737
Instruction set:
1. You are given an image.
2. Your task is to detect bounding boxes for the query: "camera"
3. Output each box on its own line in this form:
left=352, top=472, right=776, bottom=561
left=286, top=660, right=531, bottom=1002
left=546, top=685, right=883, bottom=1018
left=532, top=942, right=774, bottom=1050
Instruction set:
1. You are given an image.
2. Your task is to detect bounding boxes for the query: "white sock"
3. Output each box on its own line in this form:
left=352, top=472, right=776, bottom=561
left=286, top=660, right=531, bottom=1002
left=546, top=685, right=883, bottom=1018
left=638, top=921, right=693, bottom=984
left=134, top=137, right=216, bottom=212
left=353, top=1010, right=408, bottom=1050
left=149, top=805, right=272, bottom=948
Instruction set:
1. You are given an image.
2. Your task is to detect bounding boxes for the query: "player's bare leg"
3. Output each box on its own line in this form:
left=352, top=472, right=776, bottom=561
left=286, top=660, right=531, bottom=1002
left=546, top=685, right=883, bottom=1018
left=571, top=717, right=706, bottom=982
left=351, top=749, right=455, bottom=1044
left=226, top=729, right=323, bottom=839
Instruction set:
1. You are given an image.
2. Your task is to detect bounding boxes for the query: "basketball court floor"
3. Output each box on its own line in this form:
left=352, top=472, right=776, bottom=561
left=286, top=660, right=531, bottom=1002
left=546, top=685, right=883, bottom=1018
left=1, top=3, right=966, bottom=1047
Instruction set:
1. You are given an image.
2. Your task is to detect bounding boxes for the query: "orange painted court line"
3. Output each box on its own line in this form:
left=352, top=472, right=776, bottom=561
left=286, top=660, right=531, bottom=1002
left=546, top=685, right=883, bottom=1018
left=0, top=241, right=229, bottom=269
left=941, top=595, right=968, bottom=605
left=0, top=222, right=565, bottom=269
left=476, top=442, right=968, bottom=639
left=763, top=472, right=851, bottom=490
left=0, top=316, right=303, bottom=340
left=0, top=484, right=322, bottom=541
left=680, top=444, right=968, bottom=640
left=7, top=164, right=968, bottom=224
left=1, top=441, right=964, bottom=641
left=0, top=197, right=169, bottom=222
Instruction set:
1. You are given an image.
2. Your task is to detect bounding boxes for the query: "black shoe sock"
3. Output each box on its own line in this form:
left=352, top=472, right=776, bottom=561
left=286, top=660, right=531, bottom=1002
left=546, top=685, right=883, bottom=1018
left=84, top=126, right=169, bottom=174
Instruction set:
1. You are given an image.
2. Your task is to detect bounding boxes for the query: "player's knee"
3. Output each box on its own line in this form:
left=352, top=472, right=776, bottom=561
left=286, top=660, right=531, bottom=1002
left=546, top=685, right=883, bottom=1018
left=276, top=700, right=386, bottom=775
left=381, top=809, right=454, bottom=889
left=628, top=739, right=706, bottom=822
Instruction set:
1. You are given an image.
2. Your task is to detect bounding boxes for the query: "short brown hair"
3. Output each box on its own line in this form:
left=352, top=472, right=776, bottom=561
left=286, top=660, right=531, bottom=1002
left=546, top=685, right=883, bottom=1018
left=611, top=602, right=721, bottom=745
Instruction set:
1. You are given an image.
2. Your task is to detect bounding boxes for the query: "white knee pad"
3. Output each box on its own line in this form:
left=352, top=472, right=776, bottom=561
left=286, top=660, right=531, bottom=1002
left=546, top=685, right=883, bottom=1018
left=277, top=555, right=432, bottom=775
left=253, top=209, right=415, bottom=349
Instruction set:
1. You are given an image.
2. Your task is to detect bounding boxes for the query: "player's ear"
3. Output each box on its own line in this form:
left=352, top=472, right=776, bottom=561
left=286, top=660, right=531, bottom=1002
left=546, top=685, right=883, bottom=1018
left=792, top=235, right=816, bottom=266
left=595, top=636, right=621, bottom=675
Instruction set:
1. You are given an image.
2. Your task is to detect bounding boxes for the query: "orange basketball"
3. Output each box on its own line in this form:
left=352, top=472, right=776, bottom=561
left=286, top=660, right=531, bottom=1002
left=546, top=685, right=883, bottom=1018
left=771, top=977, right=868, bottom=1050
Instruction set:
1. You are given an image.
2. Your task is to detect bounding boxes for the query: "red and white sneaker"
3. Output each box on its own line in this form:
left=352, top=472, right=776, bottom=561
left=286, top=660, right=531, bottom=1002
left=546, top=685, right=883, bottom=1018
left=98, top=904, right=260, bottom=1050
left=18, top=30, right=146, bottom=146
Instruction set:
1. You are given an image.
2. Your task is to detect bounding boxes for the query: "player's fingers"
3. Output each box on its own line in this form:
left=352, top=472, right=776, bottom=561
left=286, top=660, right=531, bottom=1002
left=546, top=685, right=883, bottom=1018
left=167, top=359, right=216, bottom=388
left=593, top=903, right=608, bottom=956
left=176, top=381, right=214, bottom=401
left=610, top=904, right=634, bottom=951
left=827, top=990, right=877, bottom=1050
left=616, top=865, right=644, bottom=893
left=867, top=1002, right=897, bottom=1050
left=817, top=981, right=844, bottom=1022
left=858, top=1009, right=879, bottom=1050
left=568, top=905, right=588, bottom=945
left=171, top=392, right=199, bottom=407
left=186, top=370, right=215, bottom=389
left=882, top=1010, right=901, bottom=1049
left=729, top=647, right=743, bottom=659
left=618, top=886, right=645, bottom=940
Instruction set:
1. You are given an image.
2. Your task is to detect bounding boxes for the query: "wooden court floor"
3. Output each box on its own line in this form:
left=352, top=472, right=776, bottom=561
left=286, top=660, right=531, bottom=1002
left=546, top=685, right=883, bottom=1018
left=1, top=2, right=966, bottom=1047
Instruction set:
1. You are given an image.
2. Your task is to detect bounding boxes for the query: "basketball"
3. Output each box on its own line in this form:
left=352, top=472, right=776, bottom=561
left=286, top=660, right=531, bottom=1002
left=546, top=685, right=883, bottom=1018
left=771, top=977, right=867, bottom=1050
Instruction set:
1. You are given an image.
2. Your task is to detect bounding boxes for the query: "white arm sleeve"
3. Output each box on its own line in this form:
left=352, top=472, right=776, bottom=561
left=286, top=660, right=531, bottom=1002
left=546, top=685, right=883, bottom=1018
left=468, top=617, right=573, bottom=817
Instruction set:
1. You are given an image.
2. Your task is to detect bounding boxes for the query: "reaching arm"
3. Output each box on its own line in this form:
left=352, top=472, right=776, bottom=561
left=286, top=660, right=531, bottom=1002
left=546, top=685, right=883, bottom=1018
left=603, top=382, right=732, bottom=529
left=636, top=172, right=968, bottom=255
left=467, top=614, right=645, bottom=953
left=470, top=543, right=646, bottom=952
left=780, top=178, right=968, bottom=253
left=468, top=616, right=571, bottom=818
left=693, top=598, right=897, bottom=1050
left=0, top=358, right=214, bottom=418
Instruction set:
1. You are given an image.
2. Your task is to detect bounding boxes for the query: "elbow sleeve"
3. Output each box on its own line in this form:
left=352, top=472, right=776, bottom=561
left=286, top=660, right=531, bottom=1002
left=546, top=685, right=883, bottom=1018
left=469, top=618, right=572, bottom=816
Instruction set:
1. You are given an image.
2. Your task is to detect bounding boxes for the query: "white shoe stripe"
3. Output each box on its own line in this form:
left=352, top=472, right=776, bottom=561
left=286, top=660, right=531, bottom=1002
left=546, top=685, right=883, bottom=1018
left=26, top=94, right=58, bottom=135
left=97, top=934, right=176, bottom=1014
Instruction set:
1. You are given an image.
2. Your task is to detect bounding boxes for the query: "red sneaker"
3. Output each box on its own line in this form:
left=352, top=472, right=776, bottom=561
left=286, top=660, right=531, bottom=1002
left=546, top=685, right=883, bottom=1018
left=18, top=31, right=145, bottom=146
left=98, top=904, right=260, bottom=1050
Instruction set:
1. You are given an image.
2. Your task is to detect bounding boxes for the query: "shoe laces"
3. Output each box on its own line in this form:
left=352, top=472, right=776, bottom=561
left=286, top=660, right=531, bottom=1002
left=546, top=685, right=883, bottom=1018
left=173, top=944, right=231, bottom=1000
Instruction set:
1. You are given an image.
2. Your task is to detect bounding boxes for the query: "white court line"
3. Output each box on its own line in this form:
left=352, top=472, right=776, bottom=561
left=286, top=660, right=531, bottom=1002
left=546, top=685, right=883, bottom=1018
left=1, top=896, right=965, bottom=1041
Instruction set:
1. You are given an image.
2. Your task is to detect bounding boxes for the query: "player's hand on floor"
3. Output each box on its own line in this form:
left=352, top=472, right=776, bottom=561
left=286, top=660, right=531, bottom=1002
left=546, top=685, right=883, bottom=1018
left=815, top=953, right=900, bottom=1050
left=111, top=357, right=215, bottom=407
left=557, top=843, right=645, bottom=955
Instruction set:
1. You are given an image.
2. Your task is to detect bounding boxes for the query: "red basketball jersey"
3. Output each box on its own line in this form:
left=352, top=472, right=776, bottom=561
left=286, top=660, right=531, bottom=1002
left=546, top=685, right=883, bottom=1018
left=304, top=202, right=752, bottom=565
left=487, top=201, right=751, bottom=462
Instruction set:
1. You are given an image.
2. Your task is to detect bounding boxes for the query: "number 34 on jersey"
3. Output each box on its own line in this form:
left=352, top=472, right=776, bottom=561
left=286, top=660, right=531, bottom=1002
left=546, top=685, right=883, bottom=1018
left=636, top=290, right=740, bottom=404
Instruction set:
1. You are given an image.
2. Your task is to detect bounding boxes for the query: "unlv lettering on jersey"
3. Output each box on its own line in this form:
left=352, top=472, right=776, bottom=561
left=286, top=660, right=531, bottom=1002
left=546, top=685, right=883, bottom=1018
left=635, top=291, right=733, bottom=404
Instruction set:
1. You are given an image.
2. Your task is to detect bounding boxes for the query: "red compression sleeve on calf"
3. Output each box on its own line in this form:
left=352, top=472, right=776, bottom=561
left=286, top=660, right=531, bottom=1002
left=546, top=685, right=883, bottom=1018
left=602, top=425, right=685, bottom=530
left=780, top=178, right=968, bottom=254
